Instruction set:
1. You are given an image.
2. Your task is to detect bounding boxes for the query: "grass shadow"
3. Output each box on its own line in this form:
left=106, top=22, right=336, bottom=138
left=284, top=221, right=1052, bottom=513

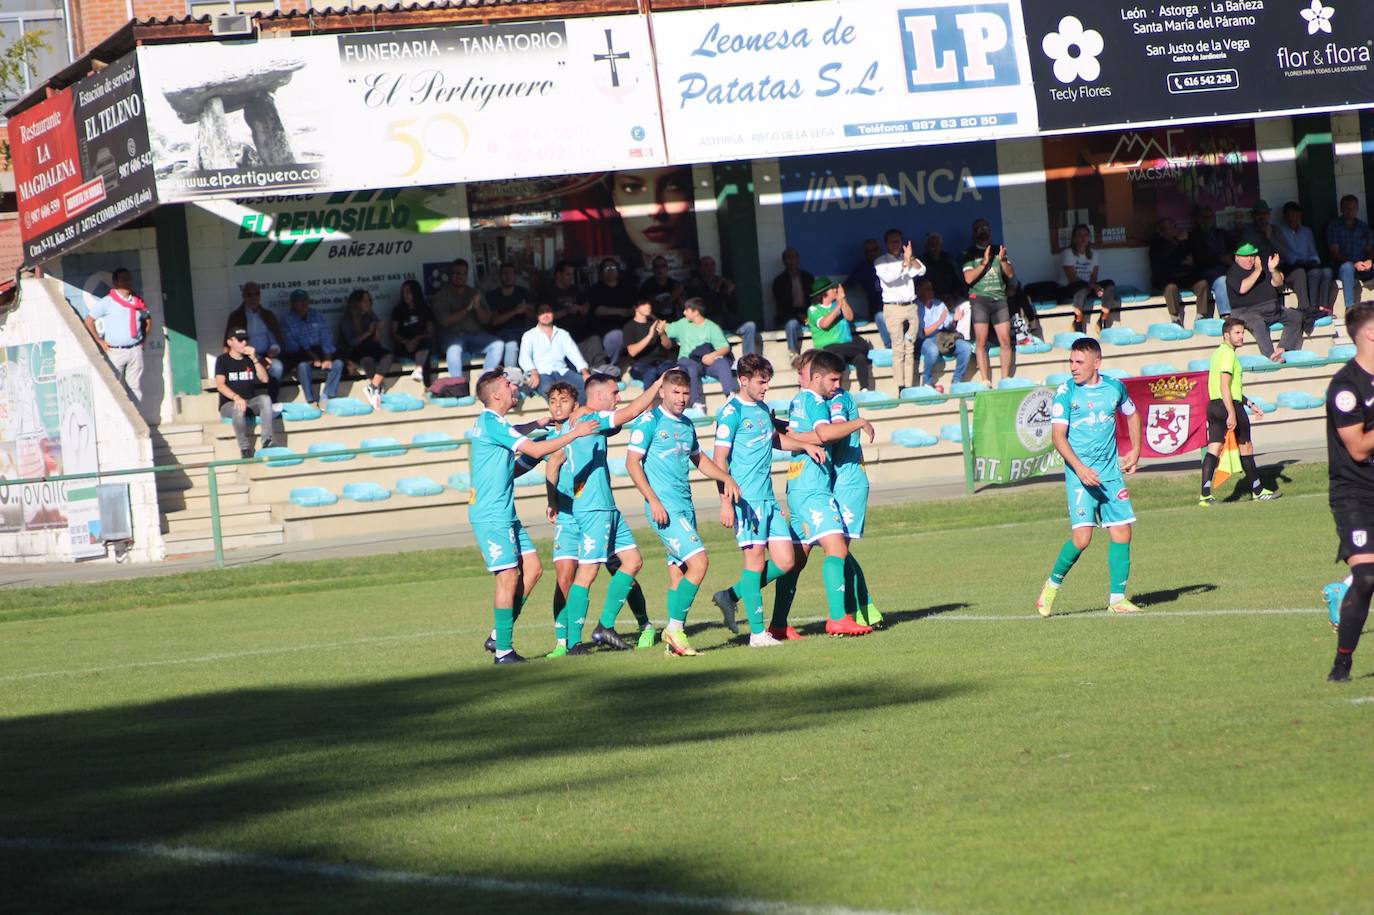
left=1133, top=583, right=1217, bottom=607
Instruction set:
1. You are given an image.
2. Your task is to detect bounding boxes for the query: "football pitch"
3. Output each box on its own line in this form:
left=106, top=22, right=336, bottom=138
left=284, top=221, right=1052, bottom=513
left=3, top=461, right=1372, bottom=914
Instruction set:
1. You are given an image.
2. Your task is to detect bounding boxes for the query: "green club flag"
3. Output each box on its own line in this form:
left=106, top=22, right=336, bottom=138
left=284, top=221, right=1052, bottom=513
left=971, top=387, right=1064, bottom=485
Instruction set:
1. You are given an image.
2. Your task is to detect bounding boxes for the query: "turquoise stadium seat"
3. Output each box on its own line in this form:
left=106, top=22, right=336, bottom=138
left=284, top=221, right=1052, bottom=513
left=950, top=380, right=989, bottom=395
left=899, top=385, right=945, bottom=401
left=361, top=436, right=405, bottom=457
left=342, top=482, right=391, bottom=501
left=1194, top=318, right=1224, bottom=336
left=892, top=428, right=938, bottom=448
left=853, top=389, right=889, bottom=405
left=257, top=446, right=302, bottom=467
left=1330, top=344, right=1356, bottom=360
left=396, top=476, right=443, bottom=497
left=1141, top=363, right=1178, bottom=376
left=325, top=397, right=372, bottom=417
left=1053, top=331, right=1088, bottom=350
left=1187, top=359, right=1211, bottom=371
left=870, top=349, right=894, bottom=368
left=447, top=472, right=471, bottom=490
left=1238, top=354, right=1271, bottom=369
left=1147, top=323, right=1192, bottom=341
left=1283, top=349, right=1322, bottom=365
left=279, top=403, right=322, bottom=421
left=1315, top=315, right=1334, bottom=327
left=1248, top=395, right=1276, bottom=413
left=1276, top=391, right=1323, bottom=410
left=307, top=442, right=353, bottom=463
left=289, top=486, right=337, bottom=507
left=998, top=377, right=1034, bottom=390
left=1044, top=372, right=1071, bottom=386
left=379, top=392, right=425, bottom=412
left=415, top=431, right=460, bottom=452
left=1101, top=327, right=1146, bottom=346
left=1115, top=285, right=1151, bottom=303
left=515, top=468, right=544, bottom=487
left=939, top=423, right=964, bottom=443
left=609, top=458, right=629, bottom=477
left=429, top=396, right=462, bottom=408
left=1018, top=340, right=1053, bottom=354
left=1101, top=368, right=1132, bottom=379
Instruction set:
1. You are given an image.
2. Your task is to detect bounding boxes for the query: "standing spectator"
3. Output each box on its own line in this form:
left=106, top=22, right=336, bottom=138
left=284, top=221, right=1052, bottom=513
left=1149, top=218, right=1212, bottom=326
left=485, top=262, right=535, bottom=367
left=913, top=276, right=972, bottom=393
left=667, top=297, right=738, bottom=408
left=843, top=237, right=887, bottom=335
left=1226, top=243, right=1302, bottom=361
left=771, top=248, right=814, bottom=359
left=1275, top=201, right=1334, bottom=331
left=519, top=302, right=590, bottom=401
left=588, top=258, right=637, bottom=369
left=281, top=289, right=344, bottom=408
left=637, top=256, right=684, bottom=317
left=962, top=219, right=1016, bottom=385
left=873, top=228, right=926, bottom=392
left=391, top=279, right=434, bottom=385
left=808, top=279, right=875, bottom=392
left=338, top=288, right=394, bottom=410
left=215, top=328, right=276, bottom=459
left=1328, top=194, right=1374, bottom=309
left=430, top=258, right=502, bottom=379
left=224, top=281, right=285, bottom=402
left=1189, top=206, right=1234, bottom=315
left=1059, top=224, right=1121, bottom=334
left=622, top=296, right=678, bottom=386
left=687, top=254, right=758, bottom=355
left=84, top=267, right=149, bottom=403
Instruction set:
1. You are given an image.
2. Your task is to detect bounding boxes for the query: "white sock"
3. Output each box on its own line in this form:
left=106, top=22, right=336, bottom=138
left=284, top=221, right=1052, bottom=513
left=489, top=628, right=498, bottom=640
left=666, top=619, right=684, bottom=633
left=1045, top=578, right=1059, bottom=589
left=1109, top=592, right=1125, bottom=604
left=495, top=648, right=512, bottom=658
left=1344, top=575, right=1354, bottom=587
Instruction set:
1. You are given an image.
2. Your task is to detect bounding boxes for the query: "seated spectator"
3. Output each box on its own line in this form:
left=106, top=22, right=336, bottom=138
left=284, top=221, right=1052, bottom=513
left=485, top=262, right=535, bottom=367
left=549, top=259, right=615, bottom=372
left=771, top=247, right=814, bottom=359
left=1059, top=224, right=1120, bottom=334
left=962, top=219, right=1016, bottom=384
left=1149, top=219, right=1212, bottom=326
left=339, top=288, right=393, bottom=410
left=215, top=328, right=277, bottom=459
left=1275, top=200, right=1334, bottom=331
left=430, top=258, right=502, bottom=379
left=667, top=297, right=738, bottom=408
left=520, top=302, right=590, bottom=400
left=912, top=277, right=971, bottom=393
left=1189, top=206, right=1233, bottom=315
left=622, top=296, right=678, bottom=387
left=1226, top=242, right=1303, bottom=361
left=808, top=279, right=875, bottom=392
left=843, top=237, right=887, bottom=340
left=588, top=258, right=637, bottom=368
left=1328, top=194, right=1374, bottom=309
left=686, top=255, right=758, bottom=355
left=223, top=281, right=285, bottom=403
left=281, top=289, right=344, bottom=408
left=637, top=256, right=684, bottom=318
left=391, top=279, right=434, bottom=385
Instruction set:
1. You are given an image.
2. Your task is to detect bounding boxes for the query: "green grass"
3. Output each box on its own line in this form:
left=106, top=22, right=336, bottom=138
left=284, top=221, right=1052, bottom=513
left=3, top=460, right=1373, bottom=914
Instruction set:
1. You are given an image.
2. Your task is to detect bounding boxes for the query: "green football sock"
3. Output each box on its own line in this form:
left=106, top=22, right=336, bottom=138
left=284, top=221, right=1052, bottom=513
left=822, top=555, right=847, bottom=621
left=564, top=585, right=591, bottom=647
left=738, top=569, right=765, bottom=634
left=670, top=579, right=700, bottom=623
left=1108, top=540, right=1131, bottom=598
left=552, top=584, right=567, bottom=620
left=598, top=571, right=637, bottom=629
left=771, top=569, right=800, bottom=629
left=493, top=607, right=515, bottom=652
left=626, top=581, right=650, bottom=628
left=553, top=599, right=567, bottom=644
left=1050, top=539, right=1084, bottom=586
left=847, top=555, right=871, bottom=608
left=764, top=560, right=788, bottom=586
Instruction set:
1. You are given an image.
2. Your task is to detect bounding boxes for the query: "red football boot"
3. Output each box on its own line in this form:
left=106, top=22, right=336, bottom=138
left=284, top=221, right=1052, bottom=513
left=825, top=615, right=874, bottom=636
left=767, top=625, right=804, bottom=641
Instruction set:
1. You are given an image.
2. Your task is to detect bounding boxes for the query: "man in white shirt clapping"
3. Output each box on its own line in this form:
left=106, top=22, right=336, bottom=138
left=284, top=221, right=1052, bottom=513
left=873, top=228, right=926, bottom=392
left=520, top=303, right=590, bottom=401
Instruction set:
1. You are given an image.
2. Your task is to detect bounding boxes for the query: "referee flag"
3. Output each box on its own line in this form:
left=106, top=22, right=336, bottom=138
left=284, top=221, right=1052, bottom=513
left=1213, top=430, right=1242, bottom=488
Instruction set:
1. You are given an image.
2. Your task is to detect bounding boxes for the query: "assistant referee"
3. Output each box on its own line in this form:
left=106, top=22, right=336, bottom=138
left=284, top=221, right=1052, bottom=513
left=1200, top=316, right=1282, bottom=504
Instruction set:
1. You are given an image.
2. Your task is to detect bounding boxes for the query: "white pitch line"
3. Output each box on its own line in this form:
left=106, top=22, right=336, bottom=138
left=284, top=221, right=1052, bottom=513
left=928, top=608, right=1319, bottom=621
left=1349, top=696, right=1374, bottom=705
left=0, top=837, right=918, bottom=915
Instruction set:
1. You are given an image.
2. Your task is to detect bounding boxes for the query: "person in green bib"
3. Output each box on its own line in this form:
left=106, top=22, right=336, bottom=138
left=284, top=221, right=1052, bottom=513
left=807, top=278, right=875, bottom=391
left=1200, top=316, right=1282, bottom=505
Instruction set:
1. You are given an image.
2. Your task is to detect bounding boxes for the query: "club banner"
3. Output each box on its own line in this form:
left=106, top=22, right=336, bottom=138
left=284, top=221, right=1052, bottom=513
left=650, top=0, right=1038, bottom=163
left=1024, top=0, right=1374, bottom=132
left=971, top=386, right=1063, bottom=485
left=137, top=16, right=665, bottom=201
left=8, top=53, right=158, bottom=266
left=1116, top=372, right=1208, bottom=459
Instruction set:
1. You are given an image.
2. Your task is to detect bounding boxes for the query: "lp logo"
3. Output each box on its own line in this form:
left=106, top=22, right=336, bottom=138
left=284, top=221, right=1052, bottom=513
left=898, top=4, right=1020, bottom=93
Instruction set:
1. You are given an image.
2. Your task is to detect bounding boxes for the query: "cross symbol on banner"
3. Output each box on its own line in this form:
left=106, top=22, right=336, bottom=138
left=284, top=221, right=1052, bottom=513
left=593, top=28, right=630, bottom=87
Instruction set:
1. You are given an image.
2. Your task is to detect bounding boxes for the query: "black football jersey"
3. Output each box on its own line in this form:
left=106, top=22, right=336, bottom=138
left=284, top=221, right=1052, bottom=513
left=1326, top=359, right=1374, bottom=506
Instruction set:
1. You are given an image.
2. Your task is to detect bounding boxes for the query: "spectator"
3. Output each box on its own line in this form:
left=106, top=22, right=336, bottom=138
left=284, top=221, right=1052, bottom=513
left=1239, top=200, right=1281, bottom=263
left=485, top=262, right=535, bottom=367
left=1189, top=206, right=1233, bottom=315
left=215, top=328, right=276, bottom=459
left=1275, top=200, right=1334, bottom=331
left=1226, top=242, right=1302, bottom=361
left=588, top=258, right=637, bottom=368
left=519, top=302, right=590, bottom=400
left=549, top=260, right=614, bottom=372
left=622, top=296, right=678, bottom=387
left=430, top=258, right=502, bottom=379
left=667, top=297, right=738, bottom=408
left=280, top=288, right=344, bottom=408
left=843, top=237, right=887, bottom=336
left=637, top=255, right=684, bottom=317
left=687, top=254, right=759, bottom=355
left=913, top=276, right=972, bottom=393
left=224, top=281, right=285, bottom=402
left=1149, top=218, right=1212, bottom=326
left=391, top=279, right=434, bottom=385
left=808, top=279, right=875, bottom=391
left=962, top=219, right=1016, bottom=385
left=339, top=288, right=394, bottom=410
left=923, top=232, right=967, bottom=308
left=84, top=266, right=149, bottom=403
left=873, top=227, right=926, bottom=392
left=1328, top=194, right=1374, bottom=309
left=771, top=247, right=814, bottom=358
left=1059, top=224, right=1121, bottom=334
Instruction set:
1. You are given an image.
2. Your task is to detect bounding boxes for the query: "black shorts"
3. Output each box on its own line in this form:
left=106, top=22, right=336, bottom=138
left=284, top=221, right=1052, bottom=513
left=971, top=297, right=1010, bottom=325
left=1205, top=399, right=1251, bottom=445
left=1332, top=503, right=1374, bottom=561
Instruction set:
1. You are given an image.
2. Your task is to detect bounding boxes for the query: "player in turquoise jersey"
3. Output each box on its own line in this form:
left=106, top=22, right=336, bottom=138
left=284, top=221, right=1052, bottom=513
left=1036, top=337, right=1143, bottom=618
left=625, top=368, right=742, bottom=656
left=708, top=354, right=828, bottom=646
left=543, top=374, right=664, bottom=657
left=469, top=370, right=599, bottom=664
left=771, top=349, right=877, bottom=639
left=830, top=384, right=883, bottom=628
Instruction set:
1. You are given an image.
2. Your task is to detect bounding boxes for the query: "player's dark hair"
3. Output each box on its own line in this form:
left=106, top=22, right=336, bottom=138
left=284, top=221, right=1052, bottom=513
left=546, top=381, right=578, bottom=402
left=1347, top=302, right=1374, bottom=339
left=475, top=369, right=507, bottom=405
left=585, top=372, right=618, bottom=396
left=810, top=350, right=846, bottom=375
left=1069, top=337, right=1102, bottom=357
left=884, top=228, right=902, bottom=241
left=661, top=368, right=691, bottom=389
left=1222, top=316, right=1247, bottom=334
left=795, top=349, right=819, bottom=373
left=112, top=267, right=132, bottom=283
left=736, top=353, right=773, bottom=380
left=682, top=297, right=705, bottom=314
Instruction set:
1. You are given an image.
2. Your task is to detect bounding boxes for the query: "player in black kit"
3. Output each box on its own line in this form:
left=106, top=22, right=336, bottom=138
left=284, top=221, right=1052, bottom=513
left=1323, top=302, right=1374, bottom=682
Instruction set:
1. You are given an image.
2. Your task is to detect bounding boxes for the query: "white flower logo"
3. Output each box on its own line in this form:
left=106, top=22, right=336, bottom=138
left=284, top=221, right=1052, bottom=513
left=1301, top=0, right=1334, bottom=34
left=1042, top=16, right=1104, bottom=83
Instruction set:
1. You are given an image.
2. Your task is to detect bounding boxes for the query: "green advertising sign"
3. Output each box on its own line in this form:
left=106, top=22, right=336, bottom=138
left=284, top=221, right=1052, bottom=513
left=971, top=387, right=1064, bottom=485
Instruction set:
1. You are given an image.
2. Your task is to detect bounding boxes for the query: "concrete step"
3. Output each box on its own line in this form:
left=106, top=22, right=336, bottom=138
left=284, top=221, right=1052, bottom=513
left=154, top=441, right=215, bottom=466
left=162, top=521, right=286, bottom=556
left=161, top=500, right=276, bottom=534
left=158, top=481, right=251, bottom=513
left=153, top=461, right=241, bottom=494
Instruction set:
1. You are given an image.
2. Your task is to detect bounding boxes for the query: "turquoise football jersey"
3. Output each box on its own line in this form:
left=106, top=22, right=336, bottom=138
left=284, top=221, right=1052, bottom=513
left=714, top=394, right=777, bottom=505
left=1051, top=377, right=1137, bottom=474
left=830, top=388, right=867, bottom=490
left=786, top=389, right=837, bottom=495
left=467, top=409, right=528, bottom=524
left=627, top=406, right=700, bottom=512
left=565, top=410, right=619, bottom=515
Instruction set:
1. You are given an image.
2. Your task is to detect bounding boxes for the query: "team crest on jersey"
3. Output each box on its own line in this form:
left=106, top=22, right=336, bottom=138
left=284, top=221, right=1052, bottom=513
left=1355, top=530, right=1368, bottom=548
left=1336, top=390, right=1357, bottom=413
left=1146, top=403, right=1190, bottom=455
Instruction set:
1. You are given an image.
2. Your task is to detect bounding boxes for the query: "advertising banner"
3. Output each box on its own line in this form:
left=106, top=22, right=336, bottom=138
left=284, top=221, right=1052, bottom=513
left=2, top=341, right=67, bottom=531
left=1116, top=372, right=1208, bottom=460
left=58, top=372, right=102, bottom=559
left=8, top=53, right=158, bottom=265
left=1024, top=0, right=1374, bottom=132
left=971, top=386, right=1063, bottom=485
left=1042, top=122, right=1261, bottom=250
left=138, top=16, right=665, bottom=201
left=651, top=0, right=1038, bottom=163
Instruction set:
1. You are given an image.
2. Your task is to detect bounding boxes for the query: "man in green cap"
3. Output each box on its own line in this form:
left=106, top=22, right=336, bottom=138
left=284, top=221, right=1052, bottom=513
left=1225, top=241, right=1303, bottom=361
left=807, top=277, right=875, bottom=391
